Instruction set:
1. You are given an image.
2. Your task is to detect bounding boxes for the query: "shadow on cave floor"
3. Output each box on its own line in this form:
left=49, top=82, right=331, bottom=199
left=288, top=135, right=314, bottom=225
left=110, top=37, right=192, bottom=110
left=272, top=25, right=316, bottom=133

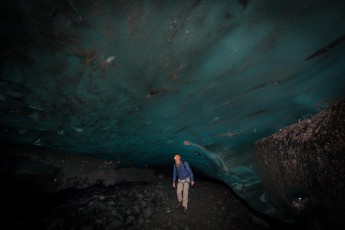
left=1, top=166, right=297, bottom=230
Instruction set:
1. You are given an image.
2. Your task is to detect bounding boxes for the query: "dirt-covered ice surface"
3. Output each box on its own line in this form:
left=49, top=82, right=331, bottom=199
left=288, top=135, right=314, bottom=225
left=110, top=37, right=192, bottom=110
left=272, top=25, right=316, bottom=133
left=0, top=143, right=296, bottom=229
left=2, top=167, right=296, bottom=230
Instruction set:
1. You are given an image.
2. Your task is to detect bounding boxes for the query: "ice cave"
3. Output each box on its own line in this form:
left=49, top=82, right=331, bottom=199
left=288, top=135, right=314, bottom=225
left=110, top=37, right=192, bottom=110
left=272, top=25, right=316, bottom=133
left=1, top=0, right=345, bottom=229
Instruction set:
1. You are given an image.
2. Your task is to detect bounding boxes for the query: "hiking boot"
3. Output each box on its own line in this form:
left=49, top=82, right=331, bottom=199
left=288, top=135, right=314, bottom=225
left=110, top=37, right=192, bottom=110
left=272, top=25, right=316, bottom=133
left=176, top=202, right=182, bottom=209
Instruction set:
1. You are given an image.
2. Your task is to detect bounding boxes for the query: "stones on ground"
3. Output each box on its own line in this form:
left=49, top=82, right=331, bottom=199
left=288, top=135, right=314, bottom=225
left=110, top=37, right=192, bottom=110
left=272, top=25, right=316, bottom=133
left=228, top=212, right=238, bottom=220
left=126, top=215, right=135, bottom=223
left=158, top=174, right=164, bottom=178
left=131, top=204, right=141, bottom=216
left=136, top=193, right=143, bottom=200
left=105, top=220, right=123, bottom=230
left=34, top=172, right=260, bottom=230
left=137, top=218, right=144, bottom=226
left=140, top=200, right=147, bottom=207
left=142, top=207, right=152, bottom=218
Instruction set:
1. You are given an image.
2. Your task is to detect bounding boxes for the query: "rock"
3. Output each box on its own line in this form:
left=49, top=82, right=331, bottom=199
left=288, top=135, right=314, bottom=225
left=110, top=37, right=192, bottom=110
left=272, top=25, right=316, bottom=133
left=126, top=215, right=135, bottom=223
left=132, top=218, right=144, bottom=230
left=142, top=207, right=152, bottom=218
left=137, top=218, right=144, bottom=226
left=158, top=174, right=164, bottom=178
left=140, top=201, right=147, bottom=208
left=105, top=220, right=123, bottom=230
left=131, top=205, right=141, bottom=216
left=136, top=193, right=144, bottom=200
left=228, top=212, right=238, bottom=220
left=156, top=191, right=164, bottom=199
left=81, top=225, right=93, bottom=230
left=150, top=192, right=157, bottom=200
left=108, top=201, right=116, bottom=206
left=111, top=210, right=123, bottom=220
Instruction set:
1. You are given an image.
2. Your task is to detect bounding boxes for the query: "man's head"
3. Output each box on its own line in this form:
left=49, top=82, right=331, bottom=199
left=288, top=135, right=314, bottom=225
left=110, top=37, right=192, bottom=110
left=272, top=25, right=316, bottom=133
left=174, top=154, right=181, bottom=165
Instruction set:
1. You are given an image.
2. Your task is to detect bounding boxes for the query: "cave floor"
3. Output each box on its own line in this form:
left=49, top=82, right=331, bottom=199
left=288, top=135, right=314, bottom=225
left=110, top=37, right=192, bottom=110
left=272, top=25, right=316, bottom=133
left=2, top=168, right=295, bottom=230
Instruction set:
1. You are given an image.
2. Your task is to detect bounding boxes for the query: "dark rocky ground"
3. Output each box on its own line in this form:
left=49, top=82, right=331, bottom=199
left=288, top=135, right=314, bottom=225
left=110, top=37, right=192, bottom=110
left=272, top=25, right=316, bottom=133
left=1, top=166, right=297, bottom=230
left=0, top=143, right=298, bottom=229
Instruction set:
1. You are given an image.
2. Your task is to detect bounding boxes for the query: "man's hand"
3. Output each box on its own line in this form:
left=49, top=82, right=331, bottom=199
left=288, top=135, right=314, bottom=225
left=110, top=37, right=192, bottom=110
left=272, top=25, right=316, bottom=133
left=191, top=181, right=195, bottom=187
left=172, top=182, right=176, bottom=188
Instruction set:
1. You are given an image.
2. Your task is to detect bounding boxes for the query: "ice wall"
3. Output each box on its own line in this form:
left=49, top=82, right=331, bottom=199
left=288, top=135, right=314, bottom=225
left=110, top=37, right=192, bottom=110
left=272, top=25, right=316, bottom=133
left=1, top=0, right=345, bottom=223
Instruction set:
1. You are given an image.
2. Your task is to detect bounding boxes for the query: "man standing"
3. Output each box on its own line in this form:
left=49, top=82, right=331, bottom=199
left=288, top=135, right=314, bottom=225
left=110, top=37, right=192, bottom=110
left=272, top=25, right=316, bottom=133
left=172, top=154, right=195, bottom=213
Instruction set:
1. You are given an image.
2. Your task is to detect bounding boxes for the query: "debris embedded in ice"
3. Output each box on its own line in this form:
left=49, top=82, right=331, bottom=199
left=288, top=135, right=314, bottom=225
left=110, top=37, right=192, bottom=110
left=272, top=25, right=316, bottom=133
left=66, top=0, right=83, bottom=23
left=221, top=130, right=241, bottom=138
left=183, top=140, right=229, bottom=172
left=57, top=130, right=65, bottom=135
left=260, top=192, right=268, bottom=202
left=28, top=105, right=44, bottom=112
left=194, top=151, right=202, bottom=156
left=33, top=138, right=41, bottom=146
left=29, top=112, right=40, bottom=121
left=100, top=56, right=116, bottom=70
left=74, top=127, right=84, bottom=133
left=183, top=140, right=191, bottom=146
left=76, top=47, right=98, bottom=65
left=232, top=182, right=247, bottom=193
left=19, top=129, right=27, bottom=135
left=170, top=19, right=177, bottom=29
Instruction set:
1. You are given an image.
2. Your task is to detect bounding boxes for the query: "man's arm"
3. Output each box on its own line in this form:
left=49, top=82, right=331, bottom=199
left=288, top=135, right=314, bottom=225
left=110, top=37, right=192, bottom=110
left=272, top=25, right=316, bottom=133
left=185, top=162, right=194, bottom=182
left=173, top=164, right=177, bottom=181
left=173, top=164, right=177, bottom=188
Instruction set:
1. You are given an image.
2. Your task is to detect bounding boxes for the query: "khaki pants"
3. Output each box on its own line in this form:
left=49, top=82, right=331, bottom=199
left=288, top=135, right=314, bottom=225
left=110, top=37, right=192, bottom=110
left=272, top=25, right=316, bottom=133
left=177, top=177, right=190, bottom=209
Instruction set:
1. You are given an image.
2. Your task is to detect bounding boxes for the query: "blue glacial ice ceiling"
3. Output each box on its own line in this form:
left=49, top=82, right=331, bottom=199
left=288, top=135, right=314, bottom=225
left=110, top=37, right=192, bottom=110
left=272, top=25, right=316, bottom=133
left=1, top=0, right=345, bottom=223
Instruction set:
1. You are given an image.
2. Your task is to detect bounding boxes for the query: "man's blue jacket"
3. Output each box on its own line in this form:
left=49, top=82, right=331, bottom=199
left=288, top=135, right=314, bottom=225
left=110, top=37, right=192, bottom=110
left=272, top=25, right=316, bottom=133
left=173, top=161, right=194, bottom=182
